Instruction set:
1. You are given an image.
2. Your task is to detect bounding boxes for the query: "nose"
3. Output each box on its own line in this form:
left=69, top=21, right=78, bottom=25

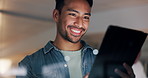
left=74, top=17, right=83, bottom=28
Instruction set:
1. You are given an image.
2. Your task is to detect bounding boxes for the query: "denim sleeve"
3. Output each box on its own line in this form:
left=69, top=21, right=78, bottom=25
left=16, top=55, right=35, bottom=78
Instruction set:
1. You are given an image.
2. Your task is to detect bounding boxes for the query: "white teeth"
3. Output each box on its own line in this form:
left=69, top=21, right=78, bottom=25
left=71, top=29, right=81, bottom=33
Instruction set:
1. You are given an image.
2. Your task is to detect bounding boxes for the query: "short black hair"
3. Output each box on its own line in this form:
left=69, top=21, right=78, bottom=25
left=55, top=0, right=93, bottom=14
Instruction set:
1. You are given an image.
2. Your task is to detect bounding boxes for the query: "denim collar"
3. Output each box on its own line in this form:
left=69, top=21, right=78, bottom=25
left=43, top=40, right=93, bottom=54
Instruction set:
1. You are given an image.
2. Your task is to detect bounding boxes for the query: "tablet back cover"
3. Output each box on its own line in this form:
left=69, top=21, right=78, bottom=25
left=89, top=25, right=147, bottom=78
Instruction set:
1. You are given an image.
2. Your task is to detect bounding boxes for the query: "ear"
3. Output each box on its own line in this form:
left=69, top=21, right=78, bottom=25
left=53, top=9, right=60, bottom=22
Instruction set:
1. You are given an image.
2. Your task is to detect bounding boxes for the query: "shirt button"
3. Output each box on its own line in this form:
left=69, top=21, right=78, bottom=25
left=93, top=49, right=99, bottom=55
left=64, top=64, right=68, bottom=67
left=64, top=56, right=71, bottom=62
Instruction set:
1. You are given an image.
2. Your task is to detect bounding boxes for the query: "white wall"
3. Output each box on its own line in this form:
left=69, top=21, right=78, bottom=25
left=88, top=5, right=148, bottom=33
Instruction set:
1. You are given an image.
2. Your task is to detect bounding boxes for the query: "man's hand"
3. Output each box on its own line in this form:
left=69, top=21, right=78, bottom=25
left=83, top=63, right=135, bottom=78
left=114, top=63, right=135, bottom=78
left=83, top=73, right=89, bottom=78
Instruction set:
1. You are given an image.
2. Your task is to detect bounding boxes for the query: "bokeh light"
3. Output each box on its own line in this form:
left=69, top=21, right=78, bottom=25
left=0, top=59, right=12, bottom=75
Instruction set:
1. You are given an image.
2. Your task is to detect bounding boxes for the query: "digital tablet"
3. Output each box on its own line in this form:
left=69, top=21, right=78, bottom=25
left=89, top=25, right=147, bottom=78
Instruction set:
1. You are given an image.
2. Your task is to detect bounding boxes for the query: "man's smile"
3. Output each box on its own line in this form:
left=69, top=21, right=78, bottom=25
left=68, top=25, right=85, bottom=36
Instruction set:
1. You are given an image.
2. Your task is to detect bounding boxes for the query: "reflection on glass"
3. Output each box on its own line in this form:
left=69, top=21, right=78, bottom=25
left=0, top=59, right=27, bottom=77
left=0, top=59, right=12, bottom=75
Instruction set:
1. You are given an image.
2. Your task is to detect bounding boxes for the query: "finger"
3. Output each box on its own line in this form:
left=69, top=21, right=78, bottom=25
left=83, top=73, right=89, bottom=78
left=114, top=68, right=129, bottom=78
left=123, top=63, right=133, bottom=74
left=123, top=63, right=135, bottom=78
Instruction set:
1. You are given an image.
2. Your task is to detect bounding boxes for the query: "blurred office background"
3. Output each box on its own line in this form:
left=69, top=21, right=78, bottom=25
left=0, top=0, right=148, bottom=78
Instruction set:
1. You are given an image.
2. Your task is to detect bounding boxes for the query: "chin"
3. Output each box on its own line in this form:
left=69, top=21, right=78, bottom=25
left=68, top=38, right=81, bottom=43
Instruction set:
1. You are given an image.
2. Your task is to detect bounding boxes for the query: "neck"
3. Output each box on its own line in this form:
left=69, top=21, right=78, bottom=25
left=53, top=35, right=82, bottom=51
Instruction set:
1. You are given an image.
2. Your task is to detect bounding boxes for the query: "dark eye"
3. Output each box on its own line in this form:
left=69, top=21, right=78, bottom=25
left=68, top=13, right=76, bottom=17
left=84, top=16, right=90, bottom=20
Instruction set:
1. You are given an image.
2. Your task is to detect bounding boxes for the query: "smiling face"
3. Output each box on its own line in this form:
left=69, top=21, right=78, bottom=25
left=53, top=0, right=91, bottom=43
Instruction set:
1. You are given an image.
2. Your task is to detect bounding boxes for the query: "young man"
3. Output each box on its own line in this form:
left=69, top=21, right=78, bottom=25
left=16, top=0, right=135, bottom=78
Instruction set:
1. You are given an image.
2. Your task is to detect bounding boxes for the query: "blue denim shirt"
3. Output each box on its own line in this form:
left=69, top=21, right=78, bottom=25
left=16, top=40, right=96, bottom=78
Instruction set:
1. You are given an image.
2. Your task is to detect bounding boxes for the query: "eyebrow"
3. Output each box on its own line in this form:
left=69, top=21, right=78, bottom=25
left=67, top=9, right=91, bottom=16
left=84, top=13, right=91, bottom=16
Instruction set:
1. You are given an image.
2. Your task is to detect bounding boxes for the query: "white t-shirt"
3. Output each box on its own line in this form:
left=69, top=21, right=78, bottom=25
left=60, top=49, right=82, bottom=78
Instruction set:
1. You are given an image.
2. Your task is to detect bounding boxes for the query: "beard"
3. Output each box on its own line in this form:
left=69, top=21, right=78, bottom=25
left=65, top=33, right=81, bottom=43
left=58, top=25, right=86, bottom=43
